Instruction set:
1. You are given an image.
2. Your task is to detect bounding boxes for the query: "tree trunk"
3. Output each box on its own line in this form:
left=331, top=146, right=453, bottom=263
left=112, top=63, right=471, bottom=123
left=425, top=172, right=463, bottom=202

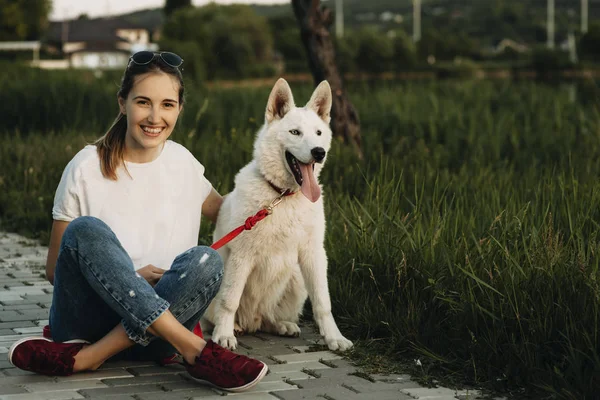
left=291, top=0, right=362, bottom=159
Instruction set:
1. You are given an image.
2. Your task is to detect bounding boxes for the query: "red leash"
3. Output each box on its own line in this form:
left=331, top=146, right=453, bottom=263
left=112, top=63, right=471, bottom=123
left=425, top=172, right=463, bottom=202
left=209, top=190, right=294, bottom=251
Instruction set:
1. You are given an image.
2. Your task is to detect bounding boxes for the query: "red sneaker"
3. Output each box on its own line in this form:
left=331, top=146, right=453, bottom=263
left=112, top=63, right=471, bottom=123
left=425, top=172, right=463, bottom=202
left=186, top=340, right=268, bottom=392
left=42, top=324, right=202, bottom=367
left=8, top=337, right=88, bottom=376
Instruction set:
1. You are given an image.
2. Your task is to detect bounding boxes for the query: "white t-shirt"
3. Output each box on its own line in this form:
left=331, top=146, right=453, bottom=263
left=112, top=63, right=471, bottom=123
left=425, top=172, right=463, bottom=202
left=52, top=140, right=212, bottom=271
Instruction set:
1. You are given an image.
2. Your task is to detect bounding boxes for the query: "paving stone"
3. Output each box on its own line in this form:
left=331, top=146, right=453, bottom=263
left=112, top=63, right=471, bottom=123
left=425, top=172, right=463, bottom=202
left=271, top=386, right=356, bottom=400
left=102, top=373, right=186, bottom=386
left=84, top=396, right=135, bottom=400
left=158, top=380, right=207, bottom=391
left=1, top=282, right=29, bottom=288
left=454, top=390, right=485, bottom=399
left=0, top=330, right=15, bottom=336
left=262, top=370, right=311, bottom=383
left=157, top=380, right=218, bottom=394
left=125, top=364, right=185, bottom=376
left=0, top=312, right=21, bottom=322
left=244, top=345, right=304, bottom=358
left=339, top=391, right=414, bottom=400
left=25, top=380, right=109, bottom=392
left=55, top=369, right=134, bottom=382
left=316, top=358, right=355, bottom=369
left=0, top=313, right=42, bottom=322
left=402, top=387, right=463, bottom=399
left=288, top=375, right=373, bottom=391
left=0, top=360, right=12, bottom=369
left=22, top=281, right=52, bottom=287
left=0, top=304, right=41, bottom=311
left=7, top=286, right=46, bottom=294
left=0, top=322, right=35, bottom=330
left=300, top=366, right=358, bottom=378
left=290, top=345, right=311, bottom=353
left=268, top=361, right=331, bottom=374
left=13, top=327, right=43, bottom=334
left=96, top=360, right=155, bottom=370
left=0, top=386, right=28, bottom=395
left=78, top=383, right=164, bottom=397
left=213, top=380, right=298, bottom=396
left=347, top=381, right=424, bottom=393
left=0, top=334, right=34, bottom=343
left=14, top=310, right=49, bottom=320
left=0, top=300, right=38, bottom=307
left=0, top=392, right=84, bottom=400
left=0, top=373, right=54, bottom=384
left=20, top=295, right=53, bottom=303
left=370, top=373, right=413, bottom=383
left=272, top=351, right=342, bottom=364
left=2, top=368, right=49, bottom=377
left=137, top=389, right=218, bottom=400
left=193, top=394, right=281, bottom=400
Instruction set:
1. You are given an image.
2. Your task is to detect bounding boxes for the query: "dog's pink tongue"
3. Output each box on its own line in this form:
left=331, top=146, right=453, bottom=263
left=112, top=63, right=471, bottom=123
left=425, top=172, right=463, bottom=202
left=299, top=163, right=320, bottom=202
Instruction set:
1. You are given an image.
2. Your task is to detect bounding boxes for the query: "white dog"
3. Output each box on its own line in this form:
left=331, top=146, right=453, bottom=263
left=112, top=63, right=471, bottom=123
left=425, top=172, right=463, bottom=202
left=202, top=78, right=353, bottom=352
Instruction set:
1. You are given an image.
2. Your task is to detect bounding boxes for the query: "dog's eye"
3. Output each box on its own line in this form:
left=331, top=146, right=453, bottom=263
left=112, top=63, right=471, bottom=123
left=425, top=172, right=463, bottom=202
left=289, top=129, right=301, bottom=136
left=316, top=130, right=322, bottom=136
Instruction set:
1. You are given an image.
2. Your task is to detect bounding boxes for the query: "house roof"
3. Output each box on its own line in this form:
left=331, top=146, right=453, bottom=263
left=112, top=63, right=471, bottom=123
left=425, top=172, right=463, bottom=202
left=44, top=17, right=146, bottom=44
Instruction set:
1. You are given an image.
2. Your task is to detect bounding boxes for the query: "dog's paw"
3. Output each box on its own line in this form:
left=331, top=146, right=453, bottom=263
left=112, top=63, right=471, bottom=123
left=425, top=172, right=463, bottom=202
left=324, top=335, right=353, bottom=351
left=215, top=334, right=238, bottom=350
left=275, top=321, right=301, bottom=337
left=212, top=327, right=238, bottom=350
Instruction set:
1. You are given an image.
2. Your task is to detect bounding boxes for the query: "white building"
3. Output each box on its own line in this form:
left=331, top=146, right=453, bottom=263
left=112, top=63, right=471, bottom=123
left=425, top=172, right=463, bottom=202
left=41, top=17, right=158, bottom=70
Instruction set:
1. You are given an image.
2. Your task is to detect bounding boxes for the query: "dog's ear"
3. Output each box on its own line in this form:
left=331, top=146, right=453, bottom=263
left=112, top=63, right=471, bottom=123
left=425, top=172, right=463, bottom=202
left=265, top=78, right=295, bottom=123
left=306, top=81, right=332, bottom=123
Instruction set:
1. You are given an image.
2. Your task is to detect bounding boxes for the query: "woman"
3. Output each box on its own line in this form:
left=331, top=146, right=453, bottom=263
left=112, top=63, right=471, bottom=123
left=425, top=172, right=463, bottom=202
left=8, top=51, right=268, bottom=393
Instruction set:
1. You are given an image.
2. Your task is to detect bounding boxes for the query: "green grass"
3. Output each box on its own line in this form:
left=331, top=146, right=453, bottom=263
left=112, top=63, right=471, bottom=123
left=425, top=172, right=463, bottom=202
left=1, top=66, right=600, bottom=398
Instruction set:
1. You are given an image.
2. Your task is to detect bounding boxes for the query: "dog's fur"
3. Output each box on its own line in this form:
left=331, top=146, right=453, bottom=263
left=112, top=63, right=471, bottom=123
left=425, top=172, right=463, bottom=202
left=201, top=78, right=353, bottom=351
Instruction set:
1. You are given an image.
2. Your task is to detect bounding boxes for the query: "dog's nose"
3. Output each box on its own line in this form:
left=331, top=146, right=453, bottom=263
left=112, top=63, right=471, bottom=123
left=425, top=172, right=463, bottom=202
left=311, top=147, right=326, bottom=162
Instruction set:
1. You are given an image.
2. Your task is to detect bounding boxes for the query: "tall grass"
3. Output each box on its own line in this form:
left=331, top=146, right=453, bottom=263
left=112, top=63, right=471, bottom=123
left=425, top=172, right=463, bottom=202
left=1, top=66, right=599, bottom=397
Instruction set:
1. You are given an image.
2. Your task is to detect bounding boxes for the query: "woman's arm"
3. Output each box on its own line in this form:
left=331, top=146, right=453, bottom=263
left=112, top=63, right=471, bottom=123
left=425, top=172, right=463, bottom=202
left=46, top=220, right=70, bottom=285
left=201, top=188, right=224, bottom=224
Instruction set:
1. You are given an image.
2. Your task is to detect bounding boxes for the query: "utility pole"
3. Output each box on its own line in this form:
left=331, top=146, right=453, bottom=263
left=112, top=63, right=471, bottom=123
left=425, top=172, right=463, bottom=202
left=547, top=0, right=555, bottom=49
left=61, top=8, right=69, bottom=51
left=335, top=0, right=343, bottom=38
left=582, top=0, right=588, bottom=34
left=413, top=0, right=421, bottom=43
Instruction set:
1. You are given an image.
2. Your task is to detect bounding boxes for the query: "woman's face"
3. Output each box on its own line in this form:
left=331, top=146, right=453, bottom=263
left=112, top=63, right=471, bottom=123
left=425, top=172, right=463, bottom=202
left=119, top=72, right=182, bottom=163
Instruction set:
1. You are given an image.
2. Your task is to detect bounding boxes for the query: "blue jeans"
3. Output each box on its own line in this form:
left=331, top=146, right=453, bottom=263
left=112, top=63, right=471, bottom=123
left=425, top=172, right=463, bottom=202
left=49, top=216, right=223, bottom=361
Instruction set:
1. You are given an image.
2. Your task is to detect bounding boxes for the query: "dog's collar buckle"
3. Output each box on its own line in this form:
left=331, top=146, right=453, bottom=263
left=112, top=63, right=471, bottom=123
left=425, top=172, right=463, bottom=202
left=266, top=195, right=285, bottom=214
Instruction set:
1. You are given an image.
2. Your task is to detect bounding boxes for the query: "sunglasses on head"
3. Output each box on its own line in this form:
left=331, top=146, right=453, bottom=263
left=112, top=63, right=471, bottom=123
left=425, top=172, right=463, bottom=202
left=129, top=51, right=184, bottom=68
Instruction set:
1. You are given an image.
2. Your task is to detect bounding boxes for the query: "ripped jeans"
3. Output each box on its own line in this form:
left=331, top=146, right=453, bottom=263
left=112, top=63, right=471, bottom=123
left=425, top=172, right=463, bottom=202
left=49, top=216, right=223, bottom=361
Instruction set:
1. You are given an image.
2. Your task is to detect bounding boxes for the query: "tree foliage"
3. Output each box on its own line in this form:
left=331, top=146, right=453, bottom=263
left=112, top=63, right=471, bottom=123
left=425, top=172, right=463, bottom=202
left=0, top=0, right=51, bottom=41
left=161, top=4, right=274, bottom=81
left=164, top=0, right=192, bottom=17
left=579, top=22, right=600, bottom=62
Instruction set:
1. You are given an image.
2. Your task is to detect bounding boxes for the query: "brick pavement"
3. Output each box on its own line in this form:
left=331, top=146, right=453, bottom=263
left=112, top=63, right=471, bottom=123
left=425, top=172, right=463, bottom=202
left=0, top=232, right=498, bottom=400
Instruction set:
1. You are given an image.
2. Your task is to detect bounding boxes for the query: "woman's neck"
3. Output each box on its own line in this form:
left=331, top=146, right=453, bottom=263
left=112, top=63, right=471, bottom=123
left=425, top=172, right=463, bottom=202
left=123, top=141, right=166, bottom=164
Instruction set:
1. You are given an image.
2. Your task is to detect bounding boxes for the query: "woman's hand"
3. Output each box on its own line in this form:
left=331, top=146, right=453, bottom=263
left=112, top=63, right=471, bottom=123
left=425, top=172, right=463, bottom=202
left=137, top=264, right=166, bottom=287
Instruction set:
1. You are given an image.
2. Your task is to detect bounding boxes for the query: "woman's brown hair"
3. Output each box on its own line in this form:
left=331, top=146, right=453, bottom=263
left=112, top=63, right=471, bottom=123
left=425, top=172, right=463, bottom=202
left=95, top=55, right=185, bottom=180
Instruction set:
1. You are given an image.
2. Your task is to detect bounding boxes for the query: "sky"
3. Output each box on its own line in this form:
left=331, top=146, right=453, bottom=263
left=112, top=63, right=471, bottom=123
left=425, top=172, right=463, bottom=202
left=50, top=0, right=289, bottom=20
